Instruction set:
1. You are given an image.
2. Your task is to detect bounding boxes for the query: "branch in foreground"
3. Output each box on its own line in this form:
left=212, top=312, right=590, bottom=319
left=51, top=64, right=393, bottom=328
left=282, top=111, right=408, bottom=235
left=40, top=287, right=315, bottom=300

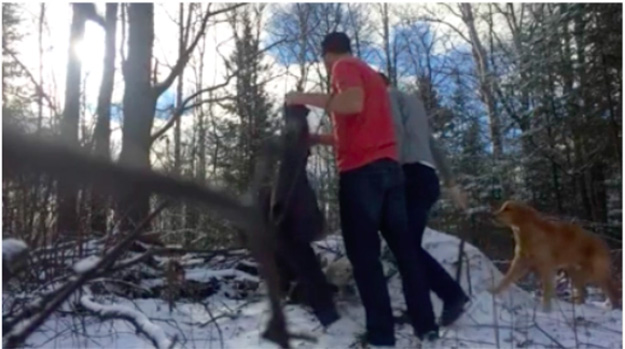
left=2, top=202, right=168, bottom=349
left=80, top=295, right=175, bottom=349
left=3, top=125, right=253, bottom=228
left=2, top=283, right=61, bottom=335
left=243, top=139, right=289, bottom=348
left=2, top=113, right=305, bottom=348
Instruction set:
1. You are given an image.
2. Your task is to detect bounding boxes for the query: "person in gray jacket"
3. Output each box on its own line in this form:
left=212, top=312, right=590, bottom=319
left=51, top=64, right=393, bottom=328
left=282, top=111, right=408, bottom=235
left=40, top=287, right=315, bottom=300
left=379, top=73, right=470, bottom=327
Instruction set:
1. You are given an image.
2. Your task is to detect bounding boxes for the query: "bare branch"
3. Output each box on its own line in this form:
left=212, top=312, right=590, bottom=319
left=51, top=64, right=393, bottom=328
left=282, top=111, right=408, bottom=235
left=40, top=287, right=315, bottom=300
left=420, top=6, right=472, bottom=45
left=440, top=2, right=462, bottom=18
left=149, top=81, right=232, bottom=144
left=172, top=96, right=234, bottom=116
left=149, top=36, right=287, bottom=144
left=153, top=3, right=245, bottom=96
left=4, top=50, right=60, bottom=116
left=3, top=202, right=168, bottom=348
left=80, top=294, right=176, bottom=349
left=103, top=249, right=156, bottom=274
left=80, top=3, right=106, bottom=28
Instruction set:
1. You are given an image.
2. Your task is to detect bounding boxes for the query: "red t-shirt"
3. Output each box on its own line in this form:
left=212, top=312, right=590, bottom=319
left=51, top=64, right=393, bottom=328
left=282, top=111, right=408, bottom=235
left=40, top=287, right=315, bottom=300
left=330, top=57, right=398, bottom=172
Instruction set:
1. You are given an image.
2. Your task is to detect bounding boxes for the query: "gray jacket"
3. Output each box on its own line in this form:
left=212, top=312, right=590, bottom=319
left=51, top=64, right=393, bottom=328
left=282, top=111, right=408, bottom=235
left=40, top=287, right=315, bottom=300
left=388, top=88, right=454, bottom=185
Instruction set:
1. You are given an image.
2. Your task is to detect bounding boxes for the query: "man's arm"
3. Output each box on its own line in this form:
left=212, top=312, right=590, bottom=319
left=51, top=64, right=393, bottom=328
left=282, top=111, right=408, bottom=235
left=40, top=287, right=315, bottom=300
left=429, top=134, right=468, bottom=210
left=402, top=91, right=468, bottom=210
left=400, top=91, right=455, bottom=186
left=309, top=133, right=335, bottom=146
left=286, top=88, right=363, bottom=115
left=428, top=135, right=455, bottom=187
left=286, top=60, right=364, bottom=114
left=288, top=93, right=330, bottom=110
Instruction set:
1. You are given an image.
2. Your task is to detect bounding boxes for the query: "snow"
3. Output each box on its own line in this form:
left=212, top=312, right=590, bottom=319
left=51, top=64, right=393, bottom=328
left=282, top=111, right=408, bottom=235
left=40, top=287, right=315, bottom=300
left=142, top=267, right=260, bottom=289
left=23, top=228, right=622, bottom=349
left=3, top=238, right=28, bottom=262
left=73, top=256, right=102, bottom=274
left=465, top=205, right=492, bottom=215
left=324, top=257, right=353, bottom=289
left=80, top=295, right=174, bottom=349
left=185, top=268, right=260, bottom=283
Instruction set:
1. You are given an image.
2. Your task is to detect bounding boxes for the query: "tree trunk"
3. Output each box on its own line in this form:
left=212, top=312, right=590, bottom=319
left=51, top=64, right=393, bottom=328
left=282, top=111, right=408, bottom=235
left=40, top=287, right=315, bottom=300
left=187, top=30, right=208, bottom=236
left=381, top=3, right=394, bottom=85
left=591, top=164, right=608, bottom=223
left=117, top=3, right=156, bottom=232
left=37, top=4, right=45, bottom=131
left=171, top=3, right=185, bottom=231
left=572, top=4, right=604, bottom=222
left=57, top=4, right=88, bottom=237
left=347, top=4, right=361, bottom=58
left=295, top=4, right=310, bottom=92
left=90, top=4, right=118, bottom=234
left=459, top=3, right=503, bottom=159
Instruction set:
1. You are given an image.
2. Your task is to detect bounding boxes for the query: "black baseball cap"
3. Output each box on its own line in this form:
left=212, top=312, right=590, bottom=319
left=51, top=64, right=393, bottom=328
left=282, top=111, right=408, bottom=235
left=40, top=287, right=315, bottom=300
left=321, top=32, right=352, bottom=55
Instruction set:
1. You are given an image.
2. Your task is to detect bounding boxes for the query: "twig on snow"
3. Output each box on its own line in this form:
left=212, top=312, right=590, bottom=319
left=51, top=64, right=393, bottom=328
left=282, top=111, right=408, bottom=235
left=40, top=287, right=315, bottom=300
left=80, top=295, right=175, bottom=349
left=3, top=203, right=168, bottom=348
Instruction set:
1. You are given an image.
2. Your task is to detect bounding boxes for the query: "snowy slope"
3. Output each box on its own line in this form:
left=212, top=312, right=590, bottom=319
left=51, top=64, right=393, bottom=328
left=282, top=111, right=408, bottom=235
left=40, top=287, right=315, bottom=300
left=25, top=228, right=622, bottom=349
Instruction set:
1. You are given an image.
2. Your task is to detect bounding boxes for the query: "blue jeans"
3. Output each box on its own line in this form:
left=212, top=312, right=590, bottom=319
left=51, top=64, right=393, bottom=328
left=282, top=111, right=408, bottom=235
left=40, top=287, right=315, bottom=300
left=339, top=159, right=437, bottom=345
left=402, top=162, right=467, bottom=305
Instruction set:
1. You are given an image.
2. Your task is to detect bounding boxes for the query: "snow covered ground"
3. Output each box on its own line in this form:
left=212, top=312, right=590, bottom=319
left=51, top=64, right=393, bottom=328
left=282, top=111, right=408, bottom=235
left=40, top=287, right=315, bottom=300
left=23, top=228, right=622, bottom=349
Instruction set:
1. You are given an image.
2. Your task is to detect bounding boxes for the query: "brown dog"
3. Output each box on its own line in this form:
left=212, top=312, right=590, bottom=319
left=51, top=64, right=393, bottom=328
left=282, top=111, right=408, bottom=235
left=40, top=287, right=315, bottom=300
left=490, top=200, right=620, bottom=312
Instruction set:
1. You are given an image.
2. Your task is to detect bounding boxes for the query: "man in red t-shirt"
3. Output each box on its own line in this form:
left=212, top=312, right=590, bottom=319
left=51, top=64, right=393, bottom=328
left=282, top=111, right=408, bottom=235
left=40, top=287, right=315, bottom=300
left=286, top=32, right=438, bottom=346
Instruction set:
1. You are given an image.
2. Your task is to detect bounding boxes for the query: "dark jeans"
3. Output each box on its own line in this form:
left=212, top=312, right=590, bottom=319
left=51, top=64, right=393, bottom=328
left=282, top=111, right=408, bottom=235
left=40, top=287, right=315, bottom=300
left=339, top=159, right=437, bottom=345
left=403, top=162, right=467, bottom=304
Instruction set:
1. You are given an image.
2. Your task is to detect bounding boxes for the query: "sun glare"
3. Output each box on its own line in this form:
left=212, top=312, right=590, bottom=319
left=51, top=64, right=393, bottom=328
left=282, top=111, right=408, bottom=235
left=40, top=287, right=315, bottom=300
left=74, top=22, right=105, bottom=71
left=73, top=39, right=86, bottom=63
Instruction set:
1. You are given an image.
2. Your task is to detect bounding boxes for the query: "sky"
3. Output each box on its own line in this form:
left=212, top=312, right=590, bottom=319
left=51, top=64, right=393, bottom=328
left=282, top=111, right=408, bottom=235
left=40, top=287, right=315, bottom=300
left=10, top=3, right=324, bottom=164
left=7, top=3, right=513, bottom=167
left=12, top=2, right=489, bottom=103
left=12, top=3, right=243, bottom=161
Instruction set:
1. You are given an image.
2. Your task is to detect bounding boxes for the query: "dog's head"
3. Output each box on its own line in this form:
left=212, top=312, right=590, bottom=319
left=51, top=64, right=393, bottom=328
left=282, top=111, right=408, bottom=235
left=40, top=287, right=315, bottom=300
left=492, top=200, right=535, bottom=227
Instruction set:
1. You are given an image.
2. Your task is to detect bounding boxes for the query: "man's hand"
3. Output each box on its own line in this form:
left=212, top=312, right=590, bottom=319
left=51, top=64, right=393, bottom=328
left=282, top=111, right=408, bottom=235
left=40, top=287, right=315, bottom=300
left=309, top=133, right=335, bottom=147
left=285, top=91, right=331, bottom=110
left=448, top=184, right=468, bottom=211
left=285, top=92, right=305, bottom=106
left=285, top=90, right=361, bottom=114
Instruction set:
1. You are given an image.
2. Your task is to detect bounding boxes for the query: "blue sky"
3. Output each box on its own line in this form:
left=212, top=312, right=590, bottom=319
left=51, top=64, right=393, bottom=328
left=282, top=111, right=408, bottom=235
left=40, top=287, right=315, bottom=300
left=261, top=17, right=494, bottom=155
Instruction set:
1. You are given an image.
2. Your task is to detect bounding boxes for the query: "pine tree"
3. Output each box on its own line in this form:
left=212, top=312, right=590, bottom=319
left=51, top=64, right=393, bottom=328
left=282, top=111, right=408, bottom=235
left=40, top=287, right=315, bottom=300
left=448, top=71, right=488, bottom=201
left=222, top=6, right=275, bottom=194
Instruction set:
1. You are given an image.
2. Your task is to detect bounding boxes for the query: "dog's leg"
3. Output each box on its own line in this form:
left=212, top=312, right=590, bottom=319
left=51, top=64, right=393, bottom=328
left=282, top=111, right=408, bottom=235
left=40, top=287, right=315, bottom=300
left=596, top=276, right=621, bottom=309
left=490, top=256, right=528, bottom=294
left=538, top=266, right=556, bottom=312
left=567, top=268, right=587, bottom=305
left=589, top=255, right=622, bottom=309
